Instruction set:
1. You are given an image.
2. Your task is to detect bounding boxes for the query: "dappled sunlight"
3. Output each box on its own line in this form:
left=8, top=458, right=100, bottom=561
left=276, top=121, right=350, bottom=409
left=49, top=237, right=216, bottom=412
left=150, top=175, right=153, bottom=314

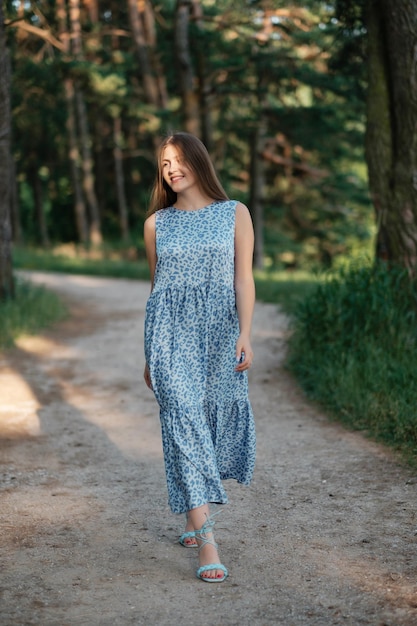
left=86, top=410, right=162, bottom=461
left=57, top=381, right=163, bottom=461
left=14, top=334, right=77, bottom=358
left=0, top=368, right=40, bottom=438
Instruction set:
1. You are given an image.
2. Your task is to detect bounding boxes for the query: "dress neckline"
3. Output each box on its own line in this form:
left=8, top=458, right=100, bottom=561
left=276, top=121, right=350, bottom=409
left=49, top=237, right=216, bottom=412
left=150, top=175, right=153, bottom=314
left=171, top=200, right=217, bottom=213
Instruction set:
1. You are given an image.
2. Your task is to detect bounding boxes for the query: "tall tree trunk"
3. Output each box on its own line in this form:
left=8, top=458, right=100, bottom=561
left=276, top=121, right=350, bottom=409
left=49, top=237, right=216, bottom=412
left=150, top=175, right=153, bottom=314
left=113, top=116, right=130, bottom=242
left=249, top=122, right=266, bottom=270
left=191, top=0, right=212, bottom=150
left=75, top=89, right=102, bottom=245
left=30, top=166, right=50, bottom=248
left=10, top=156, right=22, bottom=244
left=0, top=5, right=14, bottom=299
left=65, top=79, right=89, bottom=245
left=94, top=117, right=107, bottom=219
left=141, top=0, right=168, bottom=108
left=127, top=0, right=163, bottom=108
left=84, top=0, right=99, bottom=24
left=57, top=0, right=89, bottom=245
left=175, top=0, right=201, bottom=136
left=69, top=0, right=102, bottom=245
left=365, top=0, right=417, bottom=269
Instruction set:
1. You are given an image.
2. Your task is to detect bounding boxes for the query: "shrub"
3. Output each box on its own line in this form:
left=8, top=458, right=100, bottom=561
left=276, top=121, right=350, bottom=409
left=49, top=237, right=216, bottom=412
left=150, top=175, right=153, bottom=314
left=287, top=261, right=417, bottom=458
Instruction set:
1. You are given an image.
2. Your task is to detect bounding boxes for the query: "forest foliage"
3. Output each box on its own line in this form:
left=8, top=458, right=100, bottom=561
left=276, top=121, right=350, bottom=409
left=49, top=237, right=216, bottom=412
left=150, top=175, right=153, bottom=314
left=6, top=0, right=373, bottom=269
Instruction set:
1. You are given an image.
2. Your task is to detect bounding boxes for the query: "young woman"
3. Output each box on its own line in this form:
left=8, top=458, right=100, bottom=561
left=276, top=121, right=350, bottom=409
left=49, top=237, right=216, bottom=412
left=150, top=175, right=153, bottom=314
left=143, top=131, right=256, bottom=583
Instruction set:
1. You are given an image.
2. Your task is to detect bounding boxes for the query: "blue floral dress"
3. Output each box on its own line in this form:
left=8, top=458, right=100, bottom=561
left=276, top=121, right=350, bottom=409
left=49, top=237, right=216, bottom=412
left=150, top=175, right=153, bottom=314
left=144, top=200, right=256, bottom=514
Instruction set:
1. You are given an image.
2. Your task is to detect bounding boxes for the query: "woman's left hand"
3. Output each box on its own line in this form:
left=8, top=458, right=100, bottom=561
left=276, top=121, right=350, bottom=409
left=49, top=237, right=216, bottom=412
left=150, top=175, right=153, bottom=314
left=235, top=335, right=254, bottom=371
left=144, top=363, right=153, bottom=389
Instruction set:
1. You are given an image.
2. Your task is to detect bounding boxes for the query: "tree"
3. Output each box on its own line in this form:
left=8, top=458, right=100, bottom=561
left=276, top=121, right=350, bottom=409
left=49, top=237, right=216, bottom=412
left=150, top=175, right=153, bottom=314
left=365, top=0, right=417, bottom=269
left=175, top=0, right=201, bottom=135
left=128, top=0, right=166, bottom=108
left=0, top=2, right=13, bottom=299
left=337, top=0, right=417, bottom=269
left=113, top=114, right=129, bottom=241
left=69, top=0, right=102, bottom=245
left=57, top=0, right=89, bottom=245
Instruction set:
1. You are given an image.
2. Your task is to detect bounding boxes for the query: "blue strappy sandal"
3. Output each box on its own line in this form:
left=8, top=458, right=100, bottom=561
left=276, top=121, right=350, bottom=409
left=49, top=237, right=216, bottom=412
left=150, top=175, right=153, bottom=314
left=195, top=512, right=228, bottom=583
left=196, top=563, right=228, bottom=583
left=178, top=530, right=198, bottom=548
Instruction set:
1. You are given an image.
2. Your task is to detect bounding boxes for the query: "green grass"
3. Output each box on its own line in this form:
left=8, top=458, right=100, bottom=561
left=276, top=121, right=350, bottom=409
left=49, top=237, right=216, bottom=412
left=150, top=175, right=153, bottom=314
left=254, top=269, right=319, bottom=313
left=287, top=261, right=417, bottom=462
left=13, top=246, right=151, bottom=281
left=0, top=278, right=67, bottom=349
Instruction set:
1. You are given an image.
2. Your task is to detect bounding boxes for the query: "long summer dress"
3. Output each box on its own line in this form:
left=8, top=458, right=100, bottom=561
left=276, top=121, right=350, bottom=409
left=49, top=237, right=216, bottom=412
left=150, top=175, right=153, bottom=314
left=144, top=199, right=256, bottom=514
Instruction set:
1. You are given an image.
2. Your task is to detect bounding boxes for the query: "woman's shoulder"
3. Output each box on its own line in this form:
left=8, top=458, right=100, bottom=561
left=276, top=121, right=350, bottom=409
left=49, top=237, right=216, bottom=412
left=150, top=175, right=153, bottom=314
left=234, top=202, right=253, bottom=231
left=231, top=201, right=251, bottom=217
left=224, top=199, right=248, bottom=209
left=144, top=212, right=156, bottom=226
left=144, top=213, right=156, bottom=238
left=145, top=206, right=172, bottom=224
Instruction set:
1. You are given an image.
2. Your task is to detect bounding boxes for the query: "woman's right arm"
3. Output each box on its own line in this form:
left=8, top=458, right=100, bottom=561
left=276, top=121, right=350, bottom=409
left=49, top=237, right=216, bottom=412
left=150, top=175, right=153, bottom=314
left=144, top=213, right=157, bottom=290
left=144, top=213, right=157, bottom=389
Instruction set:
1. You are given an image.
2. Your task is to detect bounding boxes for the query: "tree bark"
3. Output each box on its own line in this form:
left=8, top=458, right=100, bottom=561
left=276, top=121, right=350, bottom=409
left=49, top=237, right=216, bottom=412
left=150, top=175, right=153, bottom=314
left=69, top=0, right=102, bottom=245
left=113, top=116, right=130, bottom=242
left=0, top=4, right=14, bottom=299
left=57, top=0, right=89, bottom=245
left=84, top=0, right=99, bottom=24
left=75, top=89, right=102, bottom=245
left=65, top=78, right=89, bottom=245
left=249, top=121, right=266, bottom=270
left=10, top=156, right=22, bottom=245
left=141, top=0, right=168, bottom=108
left=94, top=117, right=107, bottom=219
left=191, top=0, right=212, bottom=150
left=365, top=0, right=417, bottom=269
left=29, top=166, right=50, bottom=248
left=175, top=0, right=201, bottom=135
left=127, top=0, right=164, bottom=108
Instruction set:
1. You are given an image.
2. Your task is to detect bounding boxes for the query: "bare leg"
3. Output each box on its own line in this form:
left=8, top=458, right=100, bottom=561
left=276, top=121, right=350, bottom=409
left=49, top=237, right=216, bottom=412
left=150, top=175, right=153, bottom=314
left=182, top=512, right=197, bottom=546
left=187, top=504, right=225, bottom=581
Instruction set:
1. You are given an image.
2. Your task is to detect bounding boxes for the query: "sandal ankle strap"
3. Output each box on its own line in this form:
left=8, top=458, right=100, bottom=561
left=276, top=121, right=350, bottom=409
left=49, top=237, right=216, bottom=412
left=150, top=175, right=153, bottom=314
left=195, top=510, right=222, bottom=550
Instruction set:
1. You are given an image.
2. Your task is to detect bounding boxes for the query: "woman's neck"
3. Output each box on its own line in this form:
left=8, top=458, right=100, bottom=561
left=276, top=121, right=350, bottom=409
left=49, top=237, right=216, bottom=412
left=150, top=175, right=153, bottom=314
left=174, top=191, right=214, bottom=212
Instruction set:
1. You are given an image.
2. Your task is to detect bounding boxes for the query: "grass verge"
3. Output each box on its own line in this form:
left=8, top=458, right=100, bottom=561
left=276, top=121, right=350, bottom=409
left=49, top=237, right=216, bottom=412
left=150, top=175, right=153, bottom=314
left=0, top=277, right=67, bottom=349
left=254, top=269, right=319, bottom=314
left=287, top=261, right=417, bottom=462
left=13, top=246, right=151, bottom=281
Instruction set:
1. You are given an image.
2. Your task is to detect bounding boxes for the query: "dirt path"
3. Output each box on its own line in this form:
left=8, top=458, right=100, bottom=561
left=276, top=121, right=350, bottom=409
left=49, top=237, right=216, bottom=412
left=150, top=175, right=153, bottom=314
left=1, top=271, right=416, bottom=626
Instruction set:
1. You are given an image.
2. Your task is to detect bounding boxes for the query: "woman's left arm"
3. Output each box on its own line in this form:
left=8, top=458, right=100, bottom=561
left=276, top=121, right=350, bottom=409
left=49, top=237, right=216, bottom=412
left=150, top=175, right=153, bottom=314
left=234, top=202, right=255, bottom=371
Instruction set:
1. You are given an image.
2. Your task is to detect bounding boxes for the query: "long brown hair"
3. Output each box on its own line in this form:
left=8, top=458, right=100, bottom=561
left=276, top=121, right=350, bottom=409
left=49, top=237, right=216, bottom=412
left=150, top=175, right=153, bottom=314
left=147, top=132, right=229, bottom=216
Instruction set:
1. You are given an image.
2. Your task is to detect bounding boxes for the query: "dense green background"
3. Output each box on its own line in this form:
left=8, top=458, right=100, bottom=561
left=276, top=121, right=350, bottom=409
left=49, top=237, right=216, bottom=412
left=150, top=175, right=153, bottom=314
left=7, top=0, right=373, bottom=269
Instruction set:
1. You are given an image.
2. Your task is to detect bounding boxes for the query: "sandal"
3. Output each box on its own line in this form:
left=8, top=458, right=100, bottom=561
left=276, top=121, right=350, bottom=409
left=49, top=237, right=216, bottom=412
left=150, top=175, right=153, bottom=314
left=196, top=563, right=228, bottom=583
left=178, top=530, right=198, bottom=548
left=195, top=512, right=228, bottom=583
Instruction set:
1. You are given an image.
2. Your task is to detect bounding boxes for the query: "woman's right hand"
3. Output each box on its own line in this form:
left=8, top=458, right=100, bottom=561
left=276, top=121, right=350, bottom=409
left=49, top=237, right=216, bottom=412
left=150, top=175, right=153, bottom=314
left=144, top=363, right=153, bottom=390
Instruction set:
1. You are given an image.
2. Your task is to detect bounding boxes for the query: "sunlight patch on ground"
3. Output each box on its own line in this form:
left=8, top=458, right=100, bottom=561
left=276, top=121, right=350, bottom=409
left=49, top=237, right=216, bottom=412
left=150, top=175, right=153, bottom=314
left=63, top=393, right=163, bottom=461
left=0, top=369, right=40, bottom=438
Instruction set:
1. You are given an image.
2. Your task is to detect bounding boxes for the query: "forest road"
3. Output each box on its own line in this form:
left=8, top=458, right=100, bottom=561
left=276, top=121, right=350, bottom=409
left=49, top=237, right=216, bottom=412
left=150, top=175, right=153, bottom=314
left=1, top=271, right=416, bottom=626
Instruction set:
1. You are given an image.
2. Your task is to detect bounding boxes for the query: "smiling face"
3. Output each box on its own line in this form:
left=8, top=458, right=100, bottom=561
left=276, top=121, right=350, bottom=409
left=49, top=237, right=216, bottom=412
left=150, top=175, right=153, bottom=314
left=161, top=144, right=199, bottom=195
